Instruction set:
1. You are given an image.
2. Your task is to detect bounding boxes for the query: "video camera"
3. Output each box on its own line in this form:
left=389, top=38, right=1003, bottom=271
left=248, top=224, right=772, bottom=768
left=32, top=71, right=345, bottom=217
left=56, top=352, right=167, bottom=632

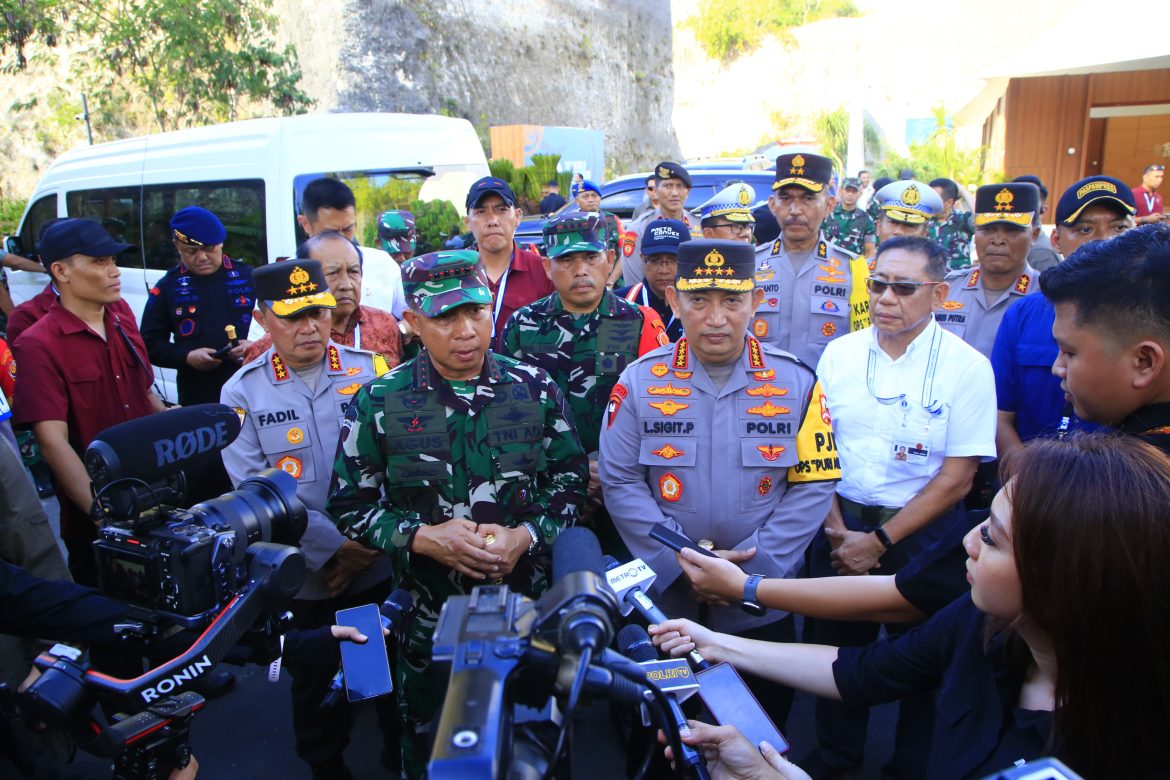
left=84, top=404, right=307, bottom=630
left=19, top=405, right=309, bottom=779
left=427, top=528, right=704, bottom=780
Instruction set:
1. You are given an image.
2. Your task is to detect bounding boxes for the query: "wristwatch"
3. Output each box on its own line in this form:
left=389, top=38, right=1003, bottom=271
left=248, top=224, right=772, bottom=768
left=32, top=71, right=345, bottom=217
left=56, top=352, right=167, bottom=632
left=741, top=574, right=766, bottom=617
left=520, top=521, right=540, bottom=556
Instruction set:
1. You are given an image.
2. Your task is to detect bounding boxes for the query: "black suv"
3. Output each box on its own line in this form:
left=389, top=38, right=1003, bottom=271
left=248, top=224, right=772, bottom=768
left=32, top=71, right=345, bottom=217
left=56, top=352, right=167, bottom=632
left=515, top=169, right=778, bottom=250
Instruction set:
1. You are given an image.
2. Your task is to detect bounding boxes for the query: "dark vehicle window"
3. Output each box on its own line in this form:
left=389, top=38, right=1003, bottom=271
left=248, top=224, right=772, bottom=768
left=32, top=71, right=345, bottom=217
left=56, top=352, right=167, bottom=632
left=599, top=186, right=646, bottom=219
left=18, top=194, right=59, bottom=257
left=142, top=180, right=266, bottom=270
left=293, top=171, right=428, bottom=249
left=66, top=186, right=141, bottom=267
left=67, top=180, right=267, bottom=271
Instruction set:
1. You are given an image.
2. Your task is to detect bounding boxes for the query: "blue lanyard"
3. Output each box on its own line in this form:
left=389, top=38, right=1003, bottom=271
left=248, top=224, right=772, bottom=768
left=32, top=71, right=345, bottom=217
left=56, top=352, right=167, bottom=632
left=638, top=283, right=677, bottom=334
left=866, top=324, right=944, bottom=415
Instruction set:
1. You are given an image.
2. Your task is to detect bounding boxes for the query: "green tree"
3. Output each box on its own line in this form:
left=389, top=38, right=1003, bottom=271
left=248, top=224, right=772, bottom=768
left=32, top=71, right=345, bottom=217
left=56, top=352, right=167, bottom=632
left=684, top=0, right=859, bottom=64
left=875, top=107, right=989, bottom=187
left=410, top=199, right=465, bottom=255
left=1, top=0, right=313, bottom=134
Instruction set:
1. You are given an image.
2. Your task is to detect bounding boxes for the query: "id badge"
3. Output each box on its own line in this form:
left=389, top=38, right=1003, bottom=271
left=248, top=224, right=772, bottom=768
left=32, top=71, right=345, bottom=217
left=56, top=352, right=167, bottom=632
left=892, top=438, right=930, bottom=466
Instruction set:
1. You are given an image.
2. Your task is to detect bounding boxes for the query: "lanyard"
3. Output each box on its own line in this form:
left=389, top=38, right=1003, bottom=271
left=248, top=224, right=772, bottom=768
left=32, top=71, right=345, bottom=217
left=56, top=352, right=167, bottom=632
left=491, top=254, right=513, bottom=338
left=1056, top=400, right=1073, bottom=439
left=866, top=324, right=944, bottom=415
left=638, top=283, right=677, bottom=336
left=1144, top=190, right=1158, bottom=214
left=353, top=321, right=361, bottom=351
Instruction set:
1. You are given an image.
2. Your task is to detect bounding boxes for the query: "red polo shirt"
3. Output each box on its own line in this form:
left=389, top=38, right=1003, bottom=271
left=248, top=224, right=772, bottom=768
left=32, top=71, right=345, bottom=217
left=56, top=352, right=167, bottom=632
left=13, top=300, right=156, bottom=543
left=1133, top=186, right=1164, bottom=220
left=489, top=244, right=555, bottom=348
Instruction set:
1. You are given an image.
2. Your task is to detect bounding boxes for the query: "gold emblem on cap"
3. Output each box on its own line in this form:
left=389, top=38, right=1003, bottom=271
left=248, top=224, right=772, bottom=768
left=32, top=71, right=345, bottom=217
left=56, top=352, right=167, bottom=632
left=903, top=185, right=921, bottom=206
left=790, top=155, right=805, bottom=175
left=658, top=165, right=671, bottom=178
left=286, top=266, right=318, bottom=295
left=994, top=188, right=1015, bottom=212
left=704, top=248, right=725, bottom=268
left=737, top=186, right=751, bottom=206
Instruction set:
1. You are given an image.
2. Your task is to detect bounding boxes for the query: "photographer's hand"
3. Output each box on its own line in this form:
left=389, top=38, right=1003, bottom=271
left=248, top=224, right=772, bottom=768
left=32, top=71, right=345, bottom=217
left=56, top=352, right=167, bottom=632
left=169, top=754, right=198, bottom=780
left=411, top=519, right=502, bottom=579
left=326, top=540, right=382, bottom=596
left=661, top=721, right=797, bottom=780
left=476, top=524, right=529, bottom=576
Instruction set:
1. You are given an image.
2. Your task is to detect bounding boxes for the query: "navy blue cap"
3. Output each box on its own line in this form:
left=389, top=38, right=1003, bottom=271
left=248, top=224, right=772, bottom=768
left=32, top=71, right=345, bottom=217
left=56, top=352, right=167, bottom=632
left=39, top=218, right=137, bottom=264
left=466, top=176, right=517, bottom=209
left=641, top=218, right=690, bottom=256
left=170, top=206, right=226, bottom=247
left=1054, top=176, right=1137, bottom=225
left=652, top=161, right=693, bottom=189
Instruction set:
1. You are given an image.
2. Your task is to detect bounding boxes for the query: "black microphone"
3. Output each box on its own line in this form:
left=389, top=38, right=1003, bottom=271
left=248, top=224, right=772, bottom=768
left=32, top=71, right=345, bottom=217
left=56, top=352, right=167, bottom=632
left=84, top=403, right=242, bottom=488
left=321, top=589, right=413, bottom=709
left=604, top=555, right=711, bottom=671
left=542, top=527, right=618, bottom=654
left=618, top=625, right=709, bottom=780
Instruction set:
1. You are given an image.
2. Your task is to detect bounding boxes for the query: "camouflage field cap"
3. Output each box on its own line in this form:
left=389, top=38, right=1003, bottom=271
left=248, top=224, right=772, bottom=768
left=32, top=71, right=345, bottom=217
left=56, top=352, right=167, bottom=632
left=253, top=258, right=336, bottom=317
left=676, top=238, right=755, bottom=293
left=377, top=210, right=416, bottom=254
left=543, top=212, right=608, bottom=259
left=875, top=180, right=944, bottom=225
left=402, top=250, right=492, bottom=317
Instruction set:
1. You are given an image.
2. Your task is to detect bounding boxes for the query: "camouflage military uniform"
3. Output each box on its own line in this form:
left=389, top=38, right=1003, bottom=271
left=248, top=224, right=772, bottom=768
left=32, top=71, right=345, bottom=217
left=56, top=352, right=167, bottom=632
left=928, top=209, right=976, bottom=270
left=500, top=290, right=667, bottom=453
left=326, top=350, right=587, bottom=777
left=822, top=204, right=875, bottom=256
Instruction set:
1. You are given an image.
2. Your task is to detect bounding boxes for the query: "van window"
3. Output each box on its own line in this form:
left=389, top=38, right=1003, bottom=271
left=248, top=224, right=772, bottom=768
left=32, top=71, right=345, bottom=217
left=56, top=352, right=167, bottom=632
left=65, top=187, right=141, bottom=266
left=294, top=167, right=472, bottom=254
left=18, top=194, right=59, bottom=257
left=141, top=180, right=266, bottom=270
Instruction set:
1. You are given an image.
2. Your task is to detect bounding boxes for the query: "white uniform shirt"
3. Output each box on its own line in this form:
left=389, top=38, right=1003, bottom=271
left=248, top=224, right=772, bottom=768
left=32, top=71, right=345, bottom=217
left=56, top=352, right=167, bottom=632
left=359, top=245, right=407, bottom=319
left=818, top=319, right=996, bottom=508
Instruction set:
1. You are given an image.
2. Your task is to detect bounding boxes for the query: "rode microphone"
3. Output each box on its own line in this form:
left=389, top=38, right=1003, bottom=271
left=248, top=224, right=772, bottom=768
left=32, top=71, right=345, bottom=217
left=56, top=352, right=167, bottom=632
left=84, top=403, right=242, bottom=488
left=321, top=589, right=413, bottom=709
left=618, top=625, right=709, bottom=780
left=540, top=528, right=618, bottom=654
left=605, top=555, right=711, bottom=671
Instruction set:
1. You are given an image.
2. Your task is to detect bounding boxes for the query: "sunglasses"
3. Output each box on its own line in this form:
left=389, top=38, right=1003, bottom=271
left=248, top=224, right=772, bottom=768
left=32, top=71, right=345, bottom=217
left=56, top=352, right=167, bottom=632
left=866, top=277, right=941, bottom=296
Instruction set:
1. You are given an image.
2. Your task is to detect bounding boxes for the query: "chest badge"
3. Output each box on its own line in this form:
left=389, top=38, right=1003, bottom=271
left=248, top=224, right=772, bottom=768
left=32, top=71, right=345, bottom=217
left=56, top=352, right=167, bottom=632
left=940, top=300, right=964, bottom=311
left=746, top=384, right=788, bottom=398
left=757, top=444, right=786, bottom=461
left=649, top=400, right=689, bottom=416
left=753, top=369, right=775, bottom=381
left=747, top=401, right=791, bottom=417
left=647, top=383, right=691, bottom=397
left=652, top=444, right=685, bottom=460
left=752, top=319, right=769, bottom=338
left=651, top=363, right=669, bottom=378
left=757, top=476, right=774, bottom=495
left=275, top=455, right=303, bottom=479
left=659, top=473, right=683, bottom=502
left=286, top=427, right=304, bottom=445
left=821, top=321, right=837, bottom=338
left=337, top=383, right=361, bottom=395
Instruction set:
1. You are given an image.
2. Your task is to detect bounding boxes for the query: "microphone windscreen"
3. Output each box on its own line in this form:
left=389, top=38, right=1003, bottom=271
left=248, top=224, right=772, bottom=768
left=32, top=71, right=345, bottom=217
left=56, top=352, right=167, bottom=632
left=85, top=404, right=242, bottom=484
left=551, top=527, right=605, bottom=585
left=380, top=589, right=414, bottom=627
left=603, top=554, right=621, bottom=571
left=617, top=624, right=657, bottom=663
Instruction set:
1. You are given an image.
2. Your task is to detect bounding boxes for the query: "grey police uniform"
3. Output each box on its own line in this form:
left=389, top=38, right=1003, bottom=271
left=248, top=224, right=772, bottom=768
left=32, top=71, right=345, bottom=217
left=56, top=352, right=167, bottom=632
left=220, top=341, right=392, bottom=599
left=623, top=207, right=703, bottom=285
left=935, top=265, right=1038, bottom=359
left=751, top=234, right=870, bottom=369
left=598, top=336, right=840, bottom=634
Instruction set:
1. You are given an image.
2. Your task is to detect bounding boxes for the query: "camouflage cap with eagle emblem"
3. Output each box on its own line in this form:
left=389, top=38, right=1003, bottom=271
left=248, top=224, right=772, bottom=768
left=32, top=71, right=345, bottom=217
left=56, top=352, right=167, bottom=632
left=874, top=179, right=944, bottom=224
left=401, top=249, right=493, bottom=318
left=772, top=152, right=833, bottom=192
left=676, top=238, right=755, bottom=293
left=699, top=183, right=757, bottom=224
left=974, top=182, right=1040, bottom=228
left=252, top=258, right=336, bottom=318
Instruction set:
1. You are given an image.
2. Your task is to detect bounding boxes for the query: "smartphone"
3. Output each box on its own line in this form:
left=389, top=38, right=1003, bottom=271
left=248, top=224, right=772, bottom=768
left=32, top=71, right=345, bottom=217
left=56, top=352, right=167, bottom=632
left=335, top=604, right=394, bottom=702
left=649, top=523, right=718, bottom=558
left=210, top=344, right=235, bottom=361
left=696, top=662, right=790, bottom=754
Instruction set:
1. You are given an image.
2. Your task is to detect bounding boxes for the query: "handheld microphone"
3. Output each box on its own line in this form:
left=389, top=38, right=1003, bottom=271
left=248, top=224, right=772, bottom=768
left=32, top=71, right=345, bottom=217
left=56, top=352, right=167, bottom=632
left=321, top=589, right=413, bottom=709
left=605, top=555, right=711, bottom=671
left=618, top=625, right=709, bottom=780
left=84, top=403, right=242, bottom=488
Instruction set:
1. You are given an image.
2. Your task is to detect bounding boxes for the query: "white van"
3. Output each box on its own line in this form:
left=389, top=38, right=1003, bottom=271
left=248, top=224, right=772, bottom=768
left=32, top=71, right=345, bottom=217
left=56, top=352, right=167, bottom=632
left=4, top=112, right=490, bottom=402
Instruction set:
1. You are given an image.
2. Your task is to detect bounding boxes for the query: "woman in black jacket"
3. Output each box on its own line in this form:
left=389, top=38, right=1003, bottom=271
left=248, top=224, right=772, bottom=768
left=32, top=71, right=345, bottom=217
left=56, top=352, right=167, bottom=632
left=652, top=432, right=1170, bottom=779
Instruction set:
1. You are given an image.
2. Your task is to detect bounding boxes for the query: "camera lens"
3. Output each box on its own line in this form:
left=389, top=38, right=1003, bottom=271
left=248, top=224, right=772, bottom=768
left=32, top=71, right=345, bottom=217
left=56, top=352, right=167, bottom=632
left=187, top=468, right=307, bottom=551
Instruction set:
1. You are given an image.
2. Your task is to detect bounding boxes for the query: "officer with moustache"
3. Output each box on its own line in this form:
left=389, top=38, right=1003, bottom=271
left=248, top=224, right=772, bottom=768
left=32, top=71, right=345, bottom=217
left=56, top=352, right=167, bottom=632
left=752, top=153, right=870, bottom=368
left=219, top=259, right=395, bottom=780
left=601, top=238, right=840, bottom=729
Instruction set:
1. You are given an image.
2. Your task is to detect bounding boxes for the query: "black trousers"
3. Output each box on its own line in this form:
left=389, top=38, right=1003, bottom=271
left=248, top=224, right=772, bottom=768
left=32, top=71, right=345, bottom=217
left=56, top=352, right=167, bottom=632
left=803, top=503, right=964, bottom=779
left=287, top=579, right=401, bottom=772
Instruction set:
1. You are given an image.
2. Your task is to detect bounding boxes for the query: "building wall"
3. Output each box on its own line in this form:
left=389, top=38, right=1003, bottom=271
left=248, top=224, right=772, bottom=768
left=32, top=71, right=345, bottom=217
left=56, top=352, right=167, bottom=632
left=1002, top=69, right=1170, bottom=213
left=1101, top=114, right=1170, bottom=187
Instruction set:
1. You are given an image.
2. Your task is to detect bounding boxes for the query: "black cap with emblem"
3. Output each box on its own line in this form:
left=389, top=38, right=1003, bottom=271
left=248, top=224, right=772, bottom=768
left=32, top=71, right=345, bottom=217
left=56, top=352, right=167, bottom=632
left=676, top=238, right=755, bottom=293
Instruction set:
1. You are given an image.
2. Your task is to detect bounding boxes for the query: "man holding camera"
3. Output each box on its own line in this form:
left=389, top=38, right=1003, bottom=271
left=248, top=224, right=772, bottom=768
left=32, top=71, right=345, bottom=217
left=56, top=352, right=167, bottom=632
left=327, top=250, right=587, bottom=778
left=219, top=258, right=396, bottom=780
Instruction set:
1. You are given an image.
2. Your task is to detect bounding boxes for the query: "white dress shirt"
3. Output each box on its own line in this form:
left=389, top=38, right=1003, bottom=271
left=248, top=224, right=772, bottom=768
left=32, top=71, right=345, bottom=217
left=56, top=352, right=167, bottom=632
left=818, top=319, right=996, bottom=508
left=359, top=245, right=407, bottom=318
